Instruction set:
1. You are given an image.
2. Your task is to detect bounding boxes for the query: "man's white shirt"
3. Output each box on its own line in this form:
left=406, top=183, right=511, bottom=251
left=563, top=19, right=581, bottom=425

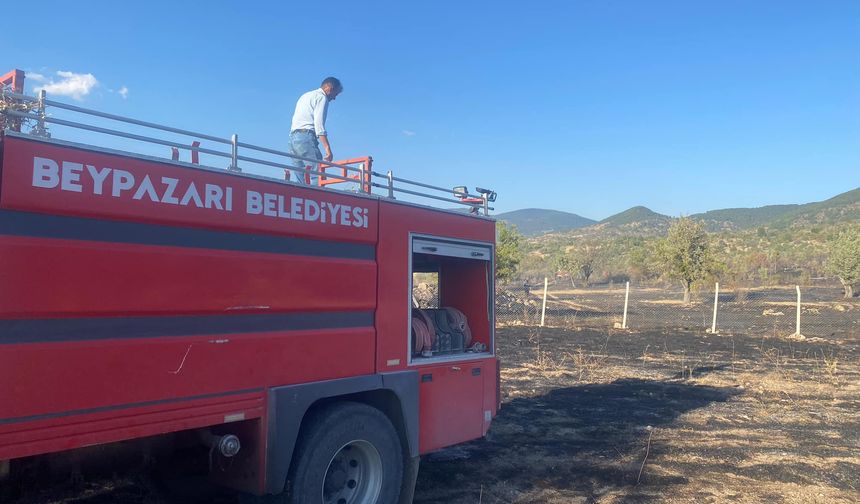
left=291, top=88, right=329, bottom=136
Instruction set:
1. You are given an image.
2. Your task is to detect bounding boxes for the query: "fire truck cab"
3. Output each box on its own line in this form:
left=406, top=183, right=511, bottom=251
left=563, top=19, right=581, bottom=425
left=0, top=70, right=499, bottom=503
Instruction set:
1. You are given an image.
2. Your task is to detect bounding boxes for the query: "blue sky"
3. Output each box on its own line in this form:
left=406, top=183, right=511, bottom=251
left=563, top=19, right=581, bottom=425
left=3, top=1, right=858, bottom=219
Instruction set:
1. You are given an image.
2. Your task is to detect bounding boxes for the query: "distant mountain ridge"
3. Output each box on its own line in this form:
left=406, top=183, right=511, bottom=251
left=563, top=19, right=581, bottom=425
left=779, top=187, right=860, bottom=227
left=691, top=204, right=800, bottom=231
left=495, top=208, right=596, bottom=236
left=500, top=186, right=860, bottom=238
left=691, top=187, right=860, bottom=231
left=599, top=206, right=670, bottom=226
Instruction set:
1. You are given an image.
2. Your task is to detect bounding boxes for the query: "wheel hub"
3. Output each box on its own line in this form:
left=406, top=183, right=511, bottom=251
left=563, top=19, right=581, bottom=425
left=322, top=440, right=383, bottom=504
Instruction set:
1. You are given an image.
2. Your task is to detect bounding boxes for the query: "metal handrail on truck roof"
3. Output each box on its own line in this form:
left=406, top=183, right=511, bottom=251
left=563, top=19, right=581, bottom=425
left=0, top=87, right=495, bottom=215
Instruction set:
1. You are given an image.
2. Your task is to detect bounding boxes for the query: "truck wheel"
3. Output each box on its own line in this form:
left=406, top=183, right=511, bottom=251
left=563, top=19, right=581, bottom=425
left=286, top=402, right=403, bottom=504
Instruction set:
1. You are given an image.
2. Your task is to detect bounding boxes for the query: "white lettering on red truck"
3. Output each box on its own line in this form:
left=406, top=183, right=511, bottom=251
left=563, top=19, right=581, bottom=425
left=245, top=191, right=369, bottom=228
left=31, top=156, right=369, bottom=228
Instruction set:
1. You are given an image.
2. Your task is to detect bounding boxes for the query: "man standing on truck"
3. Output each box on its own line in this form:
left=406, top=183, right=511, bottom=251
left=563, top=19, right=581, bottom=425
left=287, top=77, right=343, bottom=185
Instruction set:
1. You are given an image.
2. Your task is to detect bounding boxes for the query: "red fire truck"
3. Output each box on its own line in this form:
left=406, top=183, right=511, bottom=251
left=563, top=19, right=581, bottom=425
left=0, top=70, right=499, bottom=503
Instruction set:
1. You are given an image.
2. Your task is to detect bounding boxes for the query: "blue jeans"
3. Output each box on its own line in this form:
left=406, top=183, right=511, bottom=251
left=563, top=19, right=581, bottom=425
left=288, top=130, right=322, bottom=185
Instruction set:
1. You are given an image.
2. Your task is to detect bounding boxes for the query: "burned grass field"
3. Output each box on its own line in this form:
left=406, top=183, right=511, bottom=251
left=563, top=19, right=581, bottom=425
left=415, top=326, right=860, bottom=503
left=4, top=325, right=859, bottom=504
left=499, top=285, right=860, bottom=341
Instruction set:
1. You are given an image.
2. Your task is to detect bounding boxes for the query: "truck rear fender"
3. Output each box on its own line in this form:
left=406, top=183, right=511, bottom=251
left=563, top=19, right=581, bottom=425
left=264, top=371, right=418, bottom=495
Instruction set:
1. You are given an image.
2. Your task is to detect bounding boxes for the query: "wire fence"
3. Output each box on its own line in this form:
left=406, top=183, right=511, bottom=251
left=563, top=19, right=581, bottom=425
left=496, top=282, right=860, bottom=339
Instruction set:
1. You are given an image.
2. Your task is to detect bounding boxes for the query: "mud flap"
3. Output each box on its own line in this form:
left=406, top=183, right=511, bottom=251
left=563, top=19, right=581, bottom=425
left=399, top=455, right=420, bottom=504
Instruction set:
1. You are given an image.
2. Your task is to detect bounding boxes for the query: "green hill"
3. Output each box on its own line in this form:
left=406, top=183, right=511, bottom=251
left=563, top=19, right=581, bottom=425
left=691, top=204, right=800, bottom=231
left=517, top=187, right=860, bottom=287
left=599, top=206, right=670, bottom=227
left=496, top=208, right=596, bottom=236
left=691, top=187, right=860, bottom=230
left=777, top=187, right=860, bottom=227
left=506, top=186, right=860, bottom=240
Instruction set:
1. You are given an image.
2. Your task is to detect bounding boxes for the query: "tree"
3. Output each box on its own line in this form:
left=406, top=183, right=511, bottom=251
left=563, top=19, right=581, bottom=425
left=656, top=217, right=713, bottom=303
left=627, top=242, right=657, bottom=282
left=827, top=229, right=860, bottom=298
left=551, top=254, right=576, bottom=288
left=571, top=248, right=597, bottom=286
left=553, top=247, right=600, bottom=287
left=496, top=221, right=523, bottom=284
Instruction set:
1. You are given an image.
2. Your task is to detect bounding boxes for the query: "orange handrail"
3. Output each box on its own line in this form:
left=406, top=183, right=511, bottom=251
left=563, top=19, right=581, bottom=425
left=317, top=156, right=373, bottom=193
left=0, top=69, right=24, bottom=94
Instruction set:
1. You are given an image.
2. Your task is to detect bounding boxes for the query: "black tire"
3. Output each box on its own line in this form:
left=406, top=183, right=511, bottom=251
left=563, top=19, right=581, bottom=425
left=285, top=402, right=404, bottom=504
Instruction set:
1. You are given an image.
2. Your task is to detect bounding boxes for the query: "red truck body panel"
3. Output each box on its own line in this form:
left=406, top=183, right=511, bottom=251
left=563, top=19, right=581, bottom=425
left=0, top=133, right=498, bottom=491
left=376, top=200, right=497, bottom=452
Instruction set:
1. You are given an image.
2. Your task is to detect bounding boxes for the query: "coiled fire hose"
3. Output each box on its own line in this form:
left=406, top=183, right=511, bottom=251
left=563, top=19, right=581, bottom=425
left=413, top=307, right=480, bottom=355
left=412, top=310, right=435, bottom=356
left=444, top=307, right=472, bottom=347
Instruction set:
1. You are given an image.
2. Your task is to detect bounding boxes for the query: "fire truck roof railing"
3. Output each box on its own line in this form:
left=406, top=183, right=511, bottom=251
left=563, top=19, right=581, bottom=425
left=0, top=88, right=494, bottom=215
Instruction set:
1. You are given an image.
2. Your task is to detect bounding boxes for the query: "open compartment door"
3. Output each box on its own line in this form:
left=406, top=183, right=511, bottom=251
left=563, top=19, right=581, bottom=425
left=410, top=236, right=493, bottom=362
left=410, top=234, right=494, bottom=452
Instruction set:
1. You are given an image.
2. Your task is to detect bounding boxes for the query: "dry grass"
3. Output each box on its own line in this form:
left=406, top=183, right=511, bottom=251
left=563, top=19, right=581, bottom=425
left=416, top=326, right=860, bottom=503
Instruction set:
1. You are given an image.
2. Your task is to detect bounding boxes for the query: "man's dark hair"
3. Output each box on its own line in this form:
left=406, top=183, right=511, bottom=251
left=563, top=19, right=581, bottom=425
left=321, top=77, right=342, bottom=91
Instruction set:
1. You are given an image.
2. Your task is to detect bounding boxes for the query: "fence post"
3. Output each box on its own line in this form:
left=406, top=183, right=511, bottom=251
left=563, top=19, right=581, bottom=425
left=622, top=281, right=630, bottom=329
left=794, top=285, right=802, bottom=336
left=710, top=282, right=719, bottom=333
left=540, top=277, right=548, bottom=327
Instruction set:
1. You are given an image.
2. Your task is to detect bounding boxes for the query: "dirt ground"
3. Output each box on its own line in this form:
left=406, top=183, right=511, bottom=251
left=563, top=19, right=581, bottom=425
left=415, top=326, right=860, bottom=504
left=4, top=326, right=859, bottom=503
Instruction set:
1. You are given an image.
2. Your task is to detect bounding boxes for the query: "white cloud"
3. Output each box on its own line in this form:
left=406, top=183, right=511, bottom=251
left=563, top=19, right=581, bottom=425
left=118, top=86, right=129, bottom=99
left=35, top=71, right=99, bottom=101
left=402, top=130, right=416, bottom=136
left=27, top=72, right=47, bottom=83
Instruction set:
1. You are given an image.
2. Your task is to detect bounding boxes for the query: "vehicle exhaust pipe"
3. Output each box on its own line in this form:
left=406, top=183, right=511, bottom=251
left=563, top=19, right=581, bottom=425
left=215, top=434, right=241, bottom=458
left=199, top=432, right=241, bottom=458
